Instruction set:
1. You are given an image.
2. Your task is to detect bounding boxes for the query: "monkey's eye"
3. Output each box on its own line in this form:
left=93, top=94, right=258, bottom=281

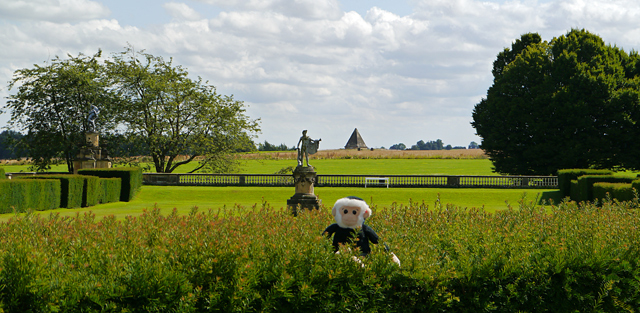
left=352, top=210, right=357, bottom=215
left=343, top=209, right=348, bottom=214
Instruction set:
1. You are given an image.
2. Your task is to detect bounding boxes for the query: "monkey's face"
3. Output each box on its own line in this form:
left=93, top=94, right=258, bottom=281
left=334, top=205, right=370, bottom=228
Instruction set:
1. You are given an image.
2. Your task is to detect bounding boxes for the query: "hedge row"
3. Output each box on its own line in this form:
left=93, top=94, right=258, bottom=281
left=98, top=177, right=122, bottom=204
left=572, top=175, right=635, bottom=202
left=557, top=169, right=613, bottom=197
left=0, top=179, right=61, bottom=213
left=593, top=182, right=636, bottom=202
left=1, top=168, right=137, bottom=212
left=0, top=167, right=5, bottom=179
left=79, top=167, right=142, bottom=202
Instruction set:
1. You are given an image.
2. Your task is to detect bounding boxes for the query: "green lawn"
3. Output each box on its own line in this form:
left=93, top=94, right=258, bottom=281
left=0, top=185, right=561, bottom=222
left=2, top=158, right=497, bottom=175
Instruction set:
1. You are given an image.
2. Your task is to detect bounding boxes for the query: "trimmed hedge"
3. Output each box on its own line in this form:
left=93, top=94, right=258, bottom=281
left=574, top=175, right=635, bottom=202
left=20, top=175, right=92, bottom=208
left=558, top=169, right=613, bottom=197
left=593, top=182, right=635, bottom=202
left=0, top=179, right=61, bottom=213
left=98, top=177, right=121, bottom=204
left=82, top=175, right=100, bottom=208
left=0, top=167, right=5, bottom=179
left=79, top=168, right=142, bottom=202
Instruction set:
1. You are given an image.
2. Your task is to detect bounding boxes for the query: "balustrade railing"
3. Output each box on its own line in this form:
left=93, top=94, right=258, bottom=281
left=142, top=173, right=557, bottom=189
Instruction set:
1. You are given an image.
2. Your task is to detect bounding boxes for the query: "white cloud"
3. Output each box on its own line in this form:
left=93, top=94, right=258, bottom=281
left=2, top=0, right=640, bottom=149
left=163, top=2, right=203, bottom=21
left=0, top=0, right=110, bottom=22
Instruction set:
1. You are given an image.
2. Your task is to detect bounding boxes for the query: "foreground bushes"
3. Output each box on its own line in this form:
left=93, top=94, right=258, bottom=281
left=1, top=198, right=640, bottom=312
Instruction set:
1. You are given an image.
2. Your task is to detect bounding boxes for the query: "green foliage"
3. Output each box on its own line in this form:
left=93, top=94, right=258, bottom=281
left=473, top=29, right=640, bottom=175
left=0, top=179, right=61, bottom=213
left=574, top=175, right=635, bottom=202
left=1, top=200, right=640, bottom=311
left=0, top=167, right=5, bottom=179
left=105, top=46, right=260, bottom=173
left=0, top=130, right=25, bottom=159
left=593, top=182, right=636, bottom=202
left=557, top=169, right=613, bottom=197
left=19, top=175, right=86, bottom=208
left=79, top=168, right=142, bottom=202
left=2, top=51, right=118, bottom=173
left=258, top=140, right=293, bottom=151
left=82, top=175, right=100, bottom=208
left=98, top=178, right=121, bottom=204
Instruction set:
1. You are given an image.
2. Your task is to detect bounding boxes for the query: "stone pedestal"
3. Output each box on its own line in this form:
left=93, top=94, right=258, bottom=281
left=287, top=165, right=322, bottom=215
left=73, top=132, right=112, bottom=174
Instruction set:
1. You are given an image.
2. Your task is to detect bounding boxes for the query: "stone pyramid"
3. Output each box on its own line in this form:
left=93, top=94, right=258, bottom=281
left=344, top=128, right=368, bottom=149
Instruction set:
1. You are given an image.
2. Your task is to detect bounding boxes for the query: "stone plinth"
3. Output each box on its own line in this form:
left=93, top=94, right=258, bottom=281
left=287, top=165, right=321, bottom=215
left=73, top=132, right=111, bottom=174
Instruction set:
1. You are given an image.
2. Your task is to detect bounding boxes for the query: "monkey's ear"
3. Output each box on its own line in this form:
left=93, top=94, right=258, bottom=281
left=363, top=210, right=370, bottom=219
left=332, top=206, right=338, bottom=217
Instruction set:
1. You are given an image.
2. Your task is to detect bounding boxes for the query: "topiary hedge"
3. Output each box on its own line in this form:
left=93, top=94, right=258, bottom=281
left=78, top=168, right=142, bottom=202
left=0, top=179, right=61, bottom=213
left=593, top=182, right=635, bottom=202
left=557, top=169, right=613, bottom=198
left=98, top=177, right=121, bottom=204
left=0, top=167, right=5, bottom=179
left=20, top=175, right=99, bottom=209
left=574, top=175, right=635, bottom=202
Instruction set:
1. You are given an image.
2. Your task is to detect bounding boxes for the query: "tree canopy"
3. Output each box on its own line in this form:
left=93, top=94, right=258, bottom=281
left=3, top=48, right=260, bottom=173
left=3, top=51, right=117, bottom=172
left=472, top=29, right=640, bottom=175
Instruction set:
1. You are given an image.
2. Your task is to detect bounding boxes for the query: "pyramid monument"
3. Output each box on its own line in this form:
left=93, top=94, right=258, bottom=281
left=344, top=128, right=368, bottom=149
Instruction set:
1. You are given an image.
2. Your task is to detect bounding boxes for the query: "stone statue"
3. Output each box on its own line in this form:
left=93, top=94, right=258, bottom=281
left=87, top=105, right=100, bottom=132
left=297, top=130, right=321, bottom=167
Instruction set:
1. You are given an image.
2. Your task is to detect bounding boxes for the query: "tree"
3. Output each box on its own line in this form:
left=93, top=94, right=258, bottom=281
left=258, top=140, right=293, bottom=151
left=472, top=29, right=640, bottom=175
left=3, top=51, right=117, bottom=172
left=0, top=130, right=25, bottom=159
left=389, top=143, right=406, bottom=150
left=468, top=141, right=479, bottom=149
left=106, top=47, right=260, bottom=173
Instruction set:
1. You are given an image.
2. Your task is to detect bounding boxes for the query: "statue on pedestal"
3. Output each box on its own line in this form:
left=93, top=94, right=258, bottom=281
left=296, top=130, right=321, bottom=167
left=87, top=105, right=100, bottom=133
left=288, top=130, right=322, bottom=215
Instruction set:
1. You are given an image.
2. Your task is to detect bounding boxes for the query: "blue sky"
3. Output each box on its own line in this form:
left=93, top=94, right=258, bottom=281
left=1, top=0, right=639, bottom=149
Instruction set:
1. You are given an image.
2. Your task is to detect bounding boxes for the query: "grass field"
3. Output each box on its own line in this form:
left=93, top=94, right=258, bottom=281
left=0, top=185, right=561, bottom=222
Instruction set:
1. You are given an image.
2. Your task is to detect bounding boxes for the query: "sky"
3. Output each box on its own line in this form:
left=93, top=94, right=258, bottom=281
left=1, top=0, right=640, bottom=150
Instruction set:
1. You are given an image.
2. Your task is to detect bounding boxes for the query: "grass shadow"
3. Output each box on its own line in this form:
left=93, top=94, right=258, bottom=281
left=538, top=190, right=563, bottom=205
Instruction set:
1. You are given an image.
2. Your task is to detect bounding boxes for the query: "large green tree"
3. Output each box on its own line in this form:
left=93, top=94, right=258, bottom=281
left=106, top=48, right=260, bottom=173
left=3, top=51, right=117, bottom=172
left=472, top=29, right=640, bottom=175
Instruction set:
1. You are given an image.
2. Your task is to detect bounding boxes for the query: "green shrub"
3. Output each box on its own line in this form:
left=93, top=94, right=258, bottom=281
left=0, top=167, right=5, bottom=179
left=570, top=180, right=579, bottom=202
left=0, top=179, right=60, bottom=213
left=79, top=168, right=142, bottom=201
left=557, top=169, right=613, bottom=197
left=82, top=175, right=100, bottom=208
left=593, top=182, right=635, bottom=202
left=20, top=175, right=85, bottom=208
left=575, top=175, right=635, bottom=202
left=98, top=178, right=121, bottom=204
left=2, top=201, right=640, bottom=311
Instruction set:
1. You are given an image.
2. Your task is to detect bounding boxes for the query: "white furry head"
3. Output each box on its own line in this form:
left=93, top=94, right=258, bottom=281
left=332, top=196, right=371, bottom=228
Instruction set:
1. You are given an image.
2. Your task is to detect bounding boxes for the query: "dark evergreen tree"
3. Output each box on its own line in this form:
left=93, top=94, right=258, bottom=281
left=472, top=29, right=640, bottom=175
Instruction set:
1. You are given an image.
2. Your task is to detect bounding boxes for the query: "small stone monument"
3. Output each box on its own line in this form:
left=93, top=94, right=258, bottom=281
left=73, top=105, right=111, bottom=173
left=287, top=130, right=322, bottom=215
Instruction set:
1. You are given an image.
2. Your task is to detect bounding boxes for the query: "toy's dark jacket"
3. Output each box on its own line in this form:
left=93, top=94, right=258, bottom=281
left=322, top=223, right=379, bottom=255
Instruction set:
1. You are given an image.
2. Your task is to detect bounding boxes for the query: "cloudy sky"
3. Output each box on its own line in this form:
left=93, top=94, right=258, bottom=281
left=1, top=0, right=640, bottom=149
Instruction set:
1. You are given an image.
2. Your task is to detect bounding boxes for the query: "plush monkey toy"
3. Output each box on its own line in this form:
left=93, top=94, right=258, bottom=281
left=322, top=196, right=400, bottom=266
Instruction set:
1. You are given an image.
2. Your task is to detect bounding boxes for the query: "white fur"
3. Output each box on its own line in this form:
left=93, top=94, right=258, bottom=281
left=332, top=197, right=371, bottom=229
